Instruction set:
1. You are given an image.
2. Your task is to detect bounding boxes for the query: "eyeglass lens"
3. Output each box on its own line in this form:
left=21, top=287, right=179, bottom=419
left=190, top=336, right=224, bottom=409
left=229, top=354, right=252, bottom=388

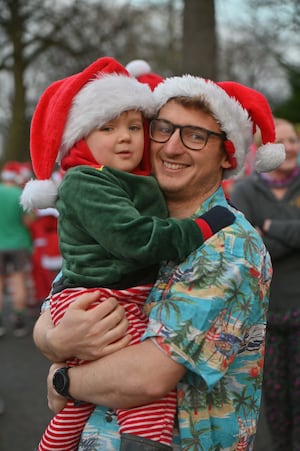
left=150, top=119, right=212, bottom=150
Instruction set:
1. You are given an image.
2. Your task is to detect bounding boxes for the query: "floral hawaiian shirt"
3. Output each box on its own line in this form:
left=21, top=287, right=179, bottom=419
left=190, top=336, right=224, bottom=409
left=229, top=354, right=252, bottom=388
left=143, top=187, right=272, bottom=450
left=79, top=187, right=272, bottom=450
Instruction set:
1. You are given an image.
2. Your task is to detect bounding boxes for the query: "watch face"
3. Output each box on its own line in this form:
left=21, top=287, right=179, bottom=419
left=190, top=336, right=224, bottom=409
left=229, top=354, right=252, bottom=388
left=53, top=368, right=68, bottom=395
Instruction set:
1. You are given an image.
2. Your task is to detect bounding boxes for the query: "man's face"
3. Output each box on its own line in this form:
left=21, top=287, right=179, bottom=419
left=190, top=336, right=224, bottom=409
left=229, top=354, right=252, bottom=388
left=150, top=100, right=231, bottom=203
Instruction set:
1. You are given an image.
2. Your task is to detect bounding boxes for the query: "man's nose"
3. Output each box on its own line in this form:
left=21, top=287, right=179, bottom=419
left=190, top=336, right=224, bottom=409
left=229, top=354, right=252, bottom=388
left=163, top=129, right=184, bottom=154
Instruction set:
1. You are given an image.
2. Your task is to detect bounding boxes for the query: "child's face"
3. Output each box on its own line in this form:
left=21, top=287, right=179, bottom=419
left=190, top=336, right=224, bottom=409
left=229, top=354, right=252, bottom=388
left=86, top=110, right=144, bottom=172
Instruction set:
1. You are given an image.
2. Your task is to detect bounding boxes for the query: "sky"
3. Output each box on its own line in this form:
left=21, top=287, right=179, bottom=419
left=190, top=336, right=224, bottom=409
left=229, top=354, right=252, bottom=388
left=215, top=0, right=248, bottom=22
left=123, top=0, right=249, bottom=22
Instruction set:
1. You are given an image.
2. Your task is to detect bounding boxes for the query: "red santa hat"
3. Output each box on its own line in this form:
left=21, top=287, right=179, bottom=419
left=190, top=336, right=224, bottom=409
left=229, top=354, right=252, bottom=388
left=1, top=161, right=32, bottom=186
left=21, top=56, right=156, bottom=210
left=126, top=59, right=164, bottom=91
left=18, top=162, right=33, bottom=186
left=153, top=75, right=286, bottom=179
left=1, top=161, right=21, bottom=182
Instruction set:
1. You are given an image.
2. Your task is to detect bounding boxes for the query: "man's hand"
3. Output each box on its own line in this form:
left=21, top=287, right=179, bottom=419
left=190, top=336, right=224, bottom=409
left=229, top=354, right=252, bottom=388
left=34, top=291, right=131, bottom=362
left=47, top=363, right=68, bottom=414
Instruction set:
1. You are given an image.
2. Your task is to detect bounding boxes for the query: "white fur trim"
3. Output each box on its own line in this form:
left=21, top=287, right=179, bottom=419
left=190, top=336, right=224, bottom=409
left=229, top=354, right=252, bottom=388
left=41, top=255, right=62, bottom=270
left=153, top=75, right=253, bottom=178
left=20, top=179, right=58, bottom=211
left=255, top=143, right=286, bottom=172
left=1, top=170, right=17, bottom=181
left=126, top=60, right=151, bottom=77
left=36, top=207, right=59, bottom=217
left=60, top=73, right=156, bottom=159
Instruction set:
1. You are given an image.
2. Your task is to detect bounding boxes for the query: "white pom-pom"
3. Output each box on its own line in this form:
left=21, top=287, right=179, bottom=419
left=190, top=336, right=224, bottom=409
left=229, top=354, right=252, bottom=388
left=126, top=59, right=151, bottom=77
left=21, top=179, right=59, bottom=211
left=255, top=143, right=286, bottom=173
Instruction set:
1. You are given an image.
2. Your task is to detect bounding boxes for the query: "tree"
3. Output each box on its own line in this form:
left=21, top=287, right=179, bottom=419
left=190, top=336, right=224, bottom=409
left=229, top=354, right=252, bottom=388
left=0, top=0, right=183, bottom=165
left=0, top=0, right=94, bottom=162
left=273, top=64, right=300, bottom=122
left=1, top=0, right=299, bottom=166
left=182, top=0, right=217, bottom=78
left=217, top=0, right=300, bottom=112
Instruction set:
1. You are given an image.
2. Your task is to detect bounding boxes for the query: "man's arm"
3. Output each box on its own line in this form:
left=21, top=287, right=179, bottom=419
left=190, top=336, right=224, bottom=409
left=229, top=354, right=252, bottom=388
left=33, top=291, right=131, bottom=362
left=48, top=338, right=186, bottom=413
left=36, top=290, right=186, bottom=412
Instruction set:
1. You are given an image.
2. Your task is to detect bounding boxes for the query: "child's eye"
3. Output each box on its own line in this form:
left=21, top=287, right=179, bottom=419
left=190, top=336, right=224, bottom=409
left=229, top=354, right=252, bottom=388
left=100, top=126, right=113, bottom=132
left=129, top=124, right=142, bottom=131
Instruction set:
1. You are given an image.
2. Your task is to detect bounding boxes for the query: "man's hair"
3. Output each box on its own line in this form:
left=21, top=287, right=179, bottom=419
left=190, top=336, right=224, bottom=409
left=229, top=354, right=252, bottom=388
left=165, top=96, right=225, bottom=152
left=172, top=96, right=213, bottom=115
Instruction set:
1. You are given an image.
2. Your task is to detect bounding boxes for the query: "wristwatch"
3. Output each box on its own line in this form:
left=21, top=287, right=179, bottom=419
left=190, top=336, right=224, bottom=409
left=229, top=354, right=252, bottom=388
left=53, top=366, right=79, bottom=403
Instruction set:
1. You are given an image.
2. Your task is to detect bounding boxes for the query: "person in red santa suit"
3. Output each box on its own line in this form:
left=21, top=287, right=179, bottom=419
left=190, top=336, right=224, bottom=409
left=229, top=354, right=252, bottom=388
left=29, top=205, right=62, bottom=309
left=21, top=57, right=235, bottom=451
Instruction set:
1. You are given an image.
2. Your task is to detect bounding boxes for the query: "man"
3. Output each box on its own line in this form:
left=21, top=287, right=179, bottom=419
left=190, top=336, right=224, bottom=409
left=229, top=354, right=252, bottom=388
left=0, top=161, right=33, bottom=337
left=34, top=75, right=285, bottom=450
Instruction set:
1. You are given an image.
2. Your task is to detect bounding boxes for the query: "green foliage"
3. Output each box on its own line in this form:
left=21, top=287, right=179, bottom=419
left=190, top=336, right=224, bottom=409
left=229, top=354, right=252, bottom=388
left=273, top=65, right=300, bottom=122
left=0, top=0, right=182, bottom=164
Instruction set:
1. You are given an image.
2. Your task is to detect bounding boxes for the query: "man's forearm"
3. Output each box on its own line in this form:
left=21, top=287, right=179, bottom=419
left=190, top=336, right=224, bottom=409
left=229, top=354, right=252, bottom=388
left=67, top=339, right=186, bottom=409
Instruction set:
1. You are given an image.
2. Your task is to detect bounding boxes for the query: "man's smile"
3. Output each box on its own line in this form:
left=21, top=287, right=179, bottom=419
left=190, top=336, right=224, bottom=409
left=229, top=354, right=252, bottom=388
left=163, top=160, right=189, bottom=171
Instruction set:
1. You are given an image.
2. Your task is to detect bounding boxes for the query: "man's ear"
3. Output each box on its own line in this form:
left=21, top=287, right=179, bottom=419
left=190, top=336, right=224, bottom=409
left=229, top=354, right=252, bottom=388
left=221, top=151, right=232, bottom=170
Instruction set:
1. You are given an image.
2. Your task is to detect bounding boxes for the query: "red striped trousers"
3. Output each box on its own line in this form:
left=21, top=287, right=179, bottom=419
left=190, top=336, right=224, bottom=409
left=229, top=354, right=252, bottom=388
left=38, top=286, right=176, bottom=450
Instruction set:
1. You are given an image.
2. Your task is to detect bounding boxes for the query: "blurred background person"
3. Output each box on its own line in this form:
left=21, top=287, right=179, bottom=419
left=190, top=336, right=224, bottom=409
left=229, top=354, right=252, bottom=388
left=230, top=118, right=300, bottom=451
left=28, top=206, right=61, bottom=314
left=0, top=161, right=33, bottom=337
left=28, top=168, right=63, bottom=314
left=125, top=58, right=164, bottom=91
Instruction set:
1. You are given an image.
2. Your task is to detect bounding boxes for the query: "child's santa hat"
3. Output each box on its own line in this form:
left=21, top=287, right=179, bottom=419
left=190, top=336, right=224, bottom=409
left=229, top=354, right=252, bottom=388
left=153, top=75, right=286, bottom=179
left=126, top=59, right=164, bottom=91
left=21, top=56, right=156, bottom=210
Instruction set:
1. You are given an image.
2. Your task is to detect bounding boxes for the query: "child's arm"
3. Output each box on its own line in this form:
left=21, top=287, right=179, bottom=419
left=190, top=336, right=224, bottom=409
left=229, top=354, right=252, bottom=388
left=59, top=166, right=235, bottom=264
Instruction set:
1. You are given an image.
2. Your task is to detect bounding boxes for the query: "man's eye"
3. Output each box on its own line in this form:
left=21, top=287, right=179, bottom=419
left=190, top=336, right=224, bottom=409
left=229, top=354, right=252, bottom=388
left=159, top=125, right=172, bottom=133
left=192, top=133, right=205, bottom=141
left=186, top=128, right=206, bottom=141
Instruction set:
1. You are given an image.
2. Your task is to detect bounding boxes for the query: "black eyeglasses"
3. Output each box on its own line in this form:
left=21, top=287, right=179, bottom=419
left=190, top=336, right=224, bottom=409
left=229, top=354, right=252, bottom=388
left=149, top=118, right=226, bottom=151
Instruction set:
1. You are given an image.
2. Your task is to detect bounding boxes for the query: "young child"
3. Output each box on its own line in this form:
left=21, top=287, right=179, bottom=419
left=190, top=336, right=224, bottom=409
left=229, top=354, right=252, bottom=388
left=21, top=57, right=235, bottom=451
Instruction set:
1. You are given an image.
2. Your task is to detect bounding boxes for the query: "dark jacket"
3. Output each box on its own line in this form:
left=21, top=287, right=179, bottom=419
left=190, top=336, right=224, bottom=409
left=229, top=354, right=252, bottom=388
left=231, top=171, right=300, bottom=314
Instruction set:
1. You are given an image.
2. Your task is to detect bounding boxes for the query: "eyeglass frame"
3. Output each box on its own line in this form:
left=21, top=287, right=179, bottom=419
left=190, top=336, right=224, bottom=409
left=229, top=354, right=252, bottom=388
left=149, top=118, right=226, bottom=151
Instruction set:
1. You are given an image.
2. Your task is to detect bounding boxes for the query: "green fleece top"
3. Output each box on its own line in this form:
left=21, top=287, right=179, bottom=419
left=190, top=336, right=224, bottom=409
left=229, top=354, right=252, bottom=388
left=0, top=183, right=32, bottom=252
left=56, top=165, right=205, bottom=290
